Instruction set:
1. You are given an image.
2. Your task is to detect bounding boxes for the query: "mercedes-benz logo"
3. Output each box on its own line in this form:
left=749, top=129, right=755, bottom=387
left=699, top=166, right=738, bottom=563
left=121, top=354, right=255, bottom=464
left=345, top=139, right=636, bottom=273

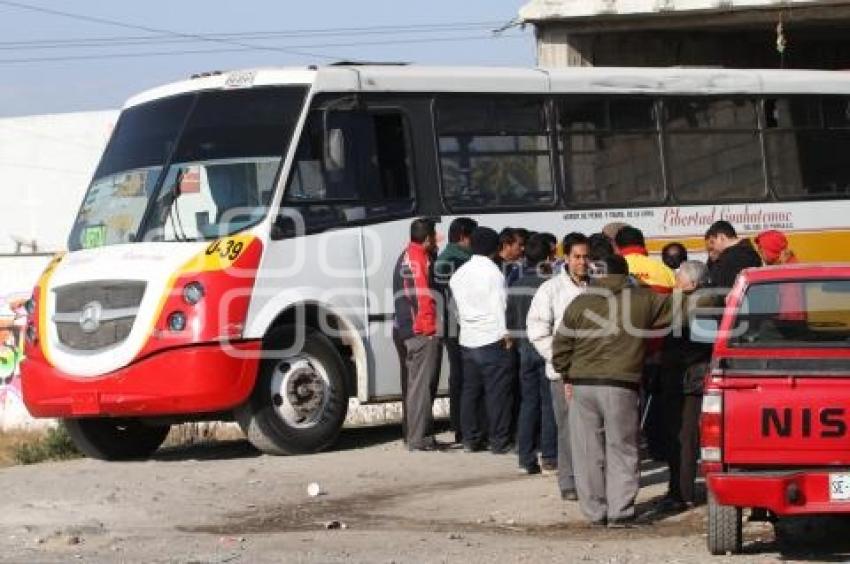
left=79, top=301, right=103, bottom=334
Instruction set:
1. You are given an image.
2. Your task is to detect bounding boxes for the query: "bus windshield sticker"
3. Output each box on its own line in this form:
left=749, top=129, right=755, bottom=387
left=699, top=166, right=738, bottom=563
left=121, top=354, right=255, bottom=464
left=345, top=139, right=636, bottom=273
left=224, top=71, right=257, bottom=89
left=82, top=225, right=107, bottom=249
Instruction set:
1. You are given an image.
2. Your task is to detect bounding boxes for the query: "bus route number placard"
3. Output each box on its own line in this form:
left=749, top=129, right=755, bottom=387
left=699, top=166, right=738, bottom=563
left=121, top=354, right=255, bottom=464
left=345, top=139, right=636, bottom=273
left=206, top=239, right=244, bottom=261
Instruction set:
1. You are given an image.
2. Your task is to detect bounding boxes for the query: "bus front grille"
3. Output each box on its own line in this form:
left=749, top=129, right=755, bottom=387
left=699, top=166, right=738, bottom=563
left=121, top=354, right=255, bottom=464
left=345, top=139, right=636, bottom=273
left=53, top=281, right=146, bottom=351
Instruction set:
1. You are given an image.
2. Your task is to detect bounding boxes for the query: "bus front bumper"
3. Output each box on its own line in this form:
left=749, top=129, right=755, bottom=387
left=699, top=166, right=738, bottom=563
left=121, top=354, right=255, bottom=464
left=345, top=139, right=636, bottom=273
left=22, top=341, right=261, bottom=418
left=709, top=471, right=850, bottom=515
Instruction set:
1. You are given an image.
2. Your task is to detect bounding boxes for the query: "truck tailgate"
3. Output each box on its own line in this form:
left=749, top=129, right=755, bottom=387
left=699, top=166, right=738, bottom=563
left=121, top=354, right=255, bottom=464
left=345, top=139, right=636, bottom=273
left=724, top=376, right=850, bottom=466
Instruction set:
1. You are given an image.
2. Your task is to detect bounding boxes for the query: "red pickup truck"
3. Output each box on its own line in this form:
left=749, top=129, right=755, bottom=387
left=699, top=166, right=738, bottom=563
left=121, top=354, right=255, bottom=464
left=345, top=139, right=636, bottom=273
left=699, top=264, right=850, bottom=555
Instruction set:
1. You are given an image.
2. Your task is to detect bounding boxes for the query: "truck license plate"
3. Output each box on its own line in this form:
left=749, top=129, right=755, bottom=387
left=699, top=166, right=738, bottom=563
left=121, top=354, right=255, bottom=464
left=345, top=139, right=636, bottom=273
left=829, top=474, right=850, bottom=501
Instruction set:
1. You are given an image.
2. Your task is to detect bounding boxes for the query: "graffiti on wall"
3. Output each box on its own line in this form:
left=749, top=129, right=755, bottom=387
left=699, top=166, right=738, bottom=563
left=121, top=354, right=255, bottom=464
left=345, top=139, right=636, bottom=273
left=0, top=292, right=35, bottom=429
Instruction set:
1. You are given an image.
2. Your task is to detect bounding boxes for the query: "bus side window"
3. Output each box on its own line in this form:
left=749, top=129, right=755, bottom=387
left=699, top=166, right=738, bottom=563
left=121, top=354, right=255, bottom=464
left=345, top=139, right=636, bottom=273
left=664, top=97, right=765, bottom=203
left=361, top=111, right=415, bottom=216
left=558, top=96, right=664, bottom=206
left=764, top=96, right=850, bottom=199
left=435, top=96, right=555, bottom=211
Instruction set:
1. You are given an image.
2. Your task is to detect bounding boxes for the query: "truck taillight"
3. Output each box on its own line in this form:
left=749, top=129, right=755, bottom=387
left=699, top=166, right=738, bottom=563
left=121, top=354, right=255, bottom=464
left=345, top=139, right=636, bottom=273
left=700, top=390, right=723, bottom=473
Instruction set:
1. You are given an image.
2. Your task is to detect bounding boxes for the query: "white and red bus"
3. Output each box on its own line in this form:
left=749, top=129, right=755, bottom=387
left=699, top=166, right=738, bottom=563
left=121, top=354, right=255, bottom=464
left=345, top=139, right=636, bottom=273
left=21, top=64, right=850, bottom=459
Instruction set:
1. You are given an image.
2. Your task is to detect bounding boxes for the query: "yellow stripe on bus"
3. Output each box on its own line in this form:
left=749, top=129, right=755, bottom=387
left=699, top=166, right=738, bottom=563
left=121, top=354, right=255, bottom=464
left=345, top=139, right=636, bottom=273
left=36, top=253, right=65, bottom=365
left=646, top=229, right=850, bottom=263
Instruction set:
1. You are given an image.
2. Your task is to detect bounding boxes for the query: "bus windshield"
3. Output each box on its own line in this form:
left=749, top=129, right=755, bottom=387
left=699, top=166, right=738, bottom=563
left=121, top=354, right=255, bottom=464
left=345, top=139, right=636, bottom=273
left=69, top=86, right=307, bottom=250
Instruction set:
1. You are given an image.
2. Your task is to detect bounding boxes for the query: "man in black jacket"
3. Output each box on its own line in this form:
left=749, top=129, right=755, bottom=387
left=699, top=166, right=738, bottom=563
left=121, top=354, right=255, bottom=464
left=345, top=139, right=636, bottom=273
left=506, top=234, right=557, bottom=474
left=433, top=217, right=478, bottom=443
left=704, top=220, right=762, bottom=292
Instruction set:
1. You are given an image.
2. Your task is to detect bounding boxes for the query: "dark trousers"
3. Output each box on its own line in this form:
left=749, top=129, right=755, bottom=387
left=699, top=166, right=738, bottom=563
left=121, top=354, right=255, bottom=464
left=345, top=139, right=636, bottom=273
left=461, top=341, right=515, bottom=452
left=642, top=363, right=667, bottom=461
left=517, top=342, right=557, bottom=468
left=665, top=393, right=702, bottom=503
left=445, top=336, right=464, bottom=441
left=392, top=328, right=409, bottom=441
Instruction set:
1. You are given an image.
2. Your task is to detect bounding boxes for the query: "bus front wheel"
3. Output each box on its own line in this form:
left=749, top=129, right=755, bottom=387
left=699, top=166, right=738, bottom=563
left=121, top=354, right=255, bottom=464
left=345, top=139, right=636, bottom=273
left=236, top=327, right=348, bottom=455
left=63, top=418, right=170, bottom=461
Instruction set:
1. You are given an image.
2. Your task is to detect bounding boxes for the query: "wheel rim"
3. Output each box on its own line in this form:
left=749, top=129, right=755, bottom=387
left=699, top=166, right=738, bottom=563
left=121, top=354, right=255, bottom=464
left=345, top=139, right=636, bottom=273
left=269, top=354, right=331, bottom=429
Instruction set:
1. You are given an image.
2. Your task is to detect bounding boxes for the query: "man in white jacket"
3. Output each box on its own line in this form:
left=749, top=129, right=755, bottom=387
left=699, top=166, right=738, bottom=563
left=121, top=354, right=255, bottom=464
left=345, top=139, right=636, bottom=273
left=526, top=232, right=589, bottom=500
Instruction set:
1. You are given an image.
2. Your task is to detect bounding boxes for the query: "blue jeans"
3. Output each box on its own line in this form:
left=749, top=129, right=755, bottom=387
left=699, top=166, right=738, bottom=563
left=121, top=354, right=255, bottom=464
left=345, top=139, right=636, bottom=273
left=517, top=342, right=557, bottom=468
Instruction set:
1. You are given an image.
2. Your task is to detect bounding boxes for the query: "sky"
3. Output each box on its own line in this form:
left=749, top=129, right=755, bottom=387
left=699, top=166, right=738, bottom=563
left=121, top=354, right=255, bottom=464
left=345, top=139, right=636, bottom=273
left=0, top=0, right=536, bottom=117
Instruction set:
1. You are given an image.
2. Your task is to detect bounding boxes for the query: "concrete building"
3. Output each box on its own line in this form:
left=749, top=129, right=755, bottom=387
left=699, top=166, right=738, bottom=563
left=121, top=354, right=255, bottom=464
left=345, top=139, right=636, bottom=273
left=519, top=0, right=850, bottom=68
left=0, top=110, right=117, bottom=297
left=0, top=110, right=115, bottom=429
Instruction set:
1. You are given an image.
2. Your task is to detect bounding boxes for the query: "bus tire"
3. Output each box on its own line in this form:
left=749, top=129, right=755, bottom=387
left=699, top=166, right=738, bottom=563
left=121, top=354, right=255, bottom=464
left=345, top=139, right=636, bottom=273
left=707, top=493, right=743, bottom=555
left=236, top=327, right=348, bottom=455
left=63, top=418, right=170, bottom=461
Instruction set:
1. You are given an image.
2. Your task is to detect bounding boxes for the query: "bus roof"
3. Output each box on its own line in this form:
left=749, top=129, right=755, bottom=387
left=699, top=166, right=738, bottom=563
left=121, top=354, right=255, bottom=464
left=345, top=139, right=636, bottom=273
left=125, top=65, right=850, bottom=109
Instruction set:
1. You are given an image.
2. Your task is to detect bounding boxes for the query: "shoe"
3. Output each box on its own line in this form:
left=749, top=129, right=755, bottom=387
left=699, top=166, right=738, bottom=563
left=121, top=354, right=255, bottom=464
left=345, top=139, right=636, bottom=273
left=408, top=439, right=447, bottom=452
left=541, top=460, right=558, bottom=475
left=639, top=495, right=686, bottom=519
left=490, top=443, right=515, bottom=455
left=518, top=464, right=542, bottom=475
left=607, top=517, right=644, bottom=529
left=656, top=497, right=687, bottom=513
left=463, top=442, right=485, bottom=453
left=561, top=489, right=578, bottom=501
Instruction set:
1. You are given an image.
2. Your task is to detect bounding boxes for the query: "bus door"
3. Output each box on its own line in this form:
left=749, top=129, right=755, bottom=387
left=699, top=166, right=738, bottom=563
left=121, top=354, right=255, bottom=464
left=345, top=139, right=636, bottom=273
left=259, top=95, right=441, bottom=401
left=354, top=99, right=431, bottom=400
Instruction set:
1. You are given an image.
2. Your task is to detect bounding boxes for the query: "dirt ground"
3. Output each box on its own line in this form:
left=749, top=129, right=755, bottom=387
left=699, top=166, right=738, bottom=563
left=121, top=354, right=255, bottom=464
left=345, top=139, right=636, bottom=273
left=0, top=425, right=848, bottom=563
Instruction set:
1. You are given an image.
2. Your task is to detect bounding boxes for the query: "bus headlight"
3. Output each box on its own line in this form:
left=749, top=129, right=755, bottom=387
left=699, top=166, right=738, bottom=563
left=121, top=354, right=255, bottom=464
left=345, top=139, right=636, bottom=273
left=182, top=282, right=204, bottom=305
left=167, top=311, right=187, bottom=332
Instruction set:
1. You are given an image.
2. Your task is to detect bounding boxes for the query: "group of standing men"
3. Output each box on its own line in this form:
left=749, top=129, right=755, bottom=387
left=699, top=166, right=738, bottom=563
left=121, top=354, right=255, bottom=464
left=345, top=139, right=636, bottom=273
left=392, top=215, right=792, bottom=526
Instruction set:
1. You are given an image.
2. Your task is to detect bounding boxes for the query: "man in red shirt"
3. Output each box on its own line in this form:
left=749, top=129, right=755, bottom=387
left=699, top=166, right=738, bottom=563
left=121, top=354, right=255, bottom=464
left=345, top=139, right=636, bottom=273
left=393, top=218, right=441, bottom=451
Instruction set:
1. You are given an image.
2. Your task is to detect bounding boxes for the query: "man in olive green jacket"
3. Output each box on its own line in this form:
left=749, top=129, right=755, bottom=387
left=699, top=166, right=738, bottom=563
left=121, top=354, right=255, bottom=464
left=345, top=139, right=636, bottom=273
left=552, top=254, right=674, bottom=527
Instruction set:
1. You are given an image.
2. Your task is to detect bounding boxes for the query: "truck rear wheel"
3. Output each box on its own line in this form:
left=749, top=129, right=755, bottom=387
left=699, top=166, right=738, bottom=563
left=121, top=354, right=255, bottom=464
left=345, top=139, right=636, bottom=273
left=63, top=418, right=170, bottom=461
left=708, top=493, right=743, bottom=555
left=236, top=327, right=348, bottom=455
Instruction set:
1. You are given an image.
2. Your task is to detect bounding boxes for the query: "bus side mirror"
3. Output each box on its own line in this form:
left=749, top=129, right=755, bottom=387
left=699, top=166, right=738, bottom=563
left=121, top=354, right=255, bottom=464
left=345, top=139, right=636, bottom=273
left=324, top=127, right=346, bottom=173
left=690, top=311, right=721, bottom=344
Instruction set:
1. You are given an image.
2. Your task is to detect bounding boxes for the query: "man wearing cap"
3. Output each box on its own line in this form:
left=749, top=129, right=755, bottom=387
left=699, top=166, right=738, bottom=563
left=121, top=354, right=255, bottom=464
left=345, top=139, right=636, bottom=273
left=755, top=230, right=797, bottom=265
left=450, top=227, right=515, bottom=454
left=756, top=229, right=803, bottom=320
